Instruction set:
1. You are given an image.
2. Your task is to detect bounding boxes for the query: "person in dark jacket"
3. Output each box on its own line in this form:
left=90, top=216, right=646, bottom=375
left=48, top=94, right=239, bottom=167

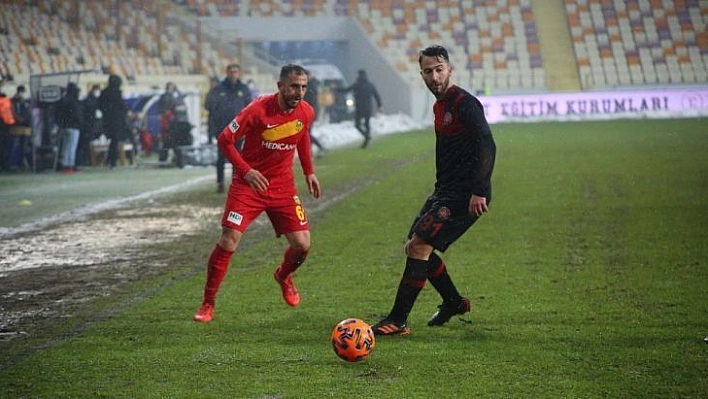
left=158, top=82, right=181, bottom=115
left=371, top=45, right=496, bottom=336
left=304, top=69, right=326, bottom=157
left=340, top=69, right=382, bottom=148
left=159, top=94, right=193, bottom=162
left=205, top=63, right=252, bottom=193
left=157, top=81, right=185, bottom=161
left=79, top=84, right=102, bottom=166
left=99, top=75, right=130, bottom=169
left=9, top=85, right=31, bottom=170
left=56, top=82, right=84, bottom=173
left=0, top=90, right=16, bottom=171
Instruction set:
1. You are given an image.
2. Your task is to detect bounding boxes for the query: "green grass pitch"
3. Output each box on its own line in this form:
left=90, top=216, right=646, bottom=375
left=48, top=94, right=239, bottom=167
left=1, top=118, right=706, bottom=397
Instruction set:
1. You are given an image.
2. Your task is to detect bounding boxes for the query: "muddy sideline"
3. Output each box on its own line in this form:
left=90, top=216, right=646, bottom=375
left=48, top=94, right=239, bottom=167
left=0, top=203, right=222, bottom=344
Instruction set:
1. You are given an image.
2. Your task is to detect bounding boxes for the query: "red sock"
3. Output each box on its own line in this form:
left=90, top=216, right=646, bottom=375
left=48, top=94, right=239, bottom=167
left=203, top=244, right=234, bottom=305
left=276, top=247, right=309, bottom=279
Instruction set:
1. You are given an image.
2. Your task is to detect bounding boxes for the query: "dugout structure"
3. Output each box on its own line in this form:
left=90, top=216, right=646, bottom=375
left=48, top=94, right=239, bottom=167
left=29, top=69, right=98, bottom=172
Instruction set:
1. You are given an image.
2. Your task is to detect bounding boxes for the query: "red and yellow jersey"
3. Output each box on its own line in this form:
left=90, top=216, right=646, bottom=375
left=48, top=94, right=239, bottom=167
left=218, top=93, right=315, bottom=188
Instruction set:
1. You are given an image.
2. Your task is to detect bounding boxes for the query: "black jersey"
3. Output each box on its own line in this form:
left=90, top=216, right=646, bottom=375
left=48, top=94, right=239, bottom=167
left=432, top=85, right=496, bottom=199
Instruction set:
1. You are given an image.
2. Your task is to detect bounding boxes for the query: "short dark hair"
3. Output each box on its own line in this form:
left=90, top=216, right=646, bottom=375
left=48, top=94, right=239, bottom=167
left=226, top=63, right=241, bottom=72
left=279, top=64, right=307, bottom=80
left=418, top=45, right=450, bottom=66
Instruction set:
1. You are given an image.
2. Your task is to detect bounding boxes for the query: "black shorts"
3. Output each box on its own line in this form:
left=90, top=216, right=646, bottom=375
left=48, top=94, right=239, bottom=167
left=408, top=194, right=481, bottom=252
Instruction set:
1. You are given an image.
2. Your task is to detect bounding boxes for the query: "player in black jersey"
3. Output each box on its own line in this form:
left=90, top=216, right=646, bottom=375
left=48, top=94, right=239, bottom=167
left=372, top=45, right=496, bottom=336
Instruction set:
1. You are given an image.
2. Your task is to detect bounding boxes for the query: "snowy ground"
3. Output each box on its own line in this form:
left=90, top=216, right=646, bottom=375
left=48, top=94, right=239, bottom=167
left=307, top=113, right=426, bottom=153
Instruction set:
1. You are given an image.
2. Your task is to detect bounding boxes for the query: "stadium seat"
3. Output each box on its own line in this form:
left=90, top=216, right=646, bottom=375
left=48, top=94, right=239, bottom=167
left=4, top=0, right=704, bottom=96
left=565, top=0, right=707, bottom=89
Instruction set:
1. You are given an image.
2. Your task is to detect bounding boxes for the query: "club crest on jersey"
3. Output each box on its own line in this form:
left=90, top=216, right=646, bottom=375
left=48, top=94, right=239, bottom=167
left=228, top=120, right=239, bottom=133
left=227, top=211, right=243, bottom=225
left=443, top=112, right=453, bottom=125
left=437, top=206, right=451, bottom=220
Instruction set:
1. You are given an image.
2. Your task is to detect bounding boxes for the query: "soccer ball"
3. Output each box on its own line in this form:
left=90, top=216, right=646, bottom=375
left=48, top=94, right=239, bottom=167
left=330, top=318, right=376, bottom=362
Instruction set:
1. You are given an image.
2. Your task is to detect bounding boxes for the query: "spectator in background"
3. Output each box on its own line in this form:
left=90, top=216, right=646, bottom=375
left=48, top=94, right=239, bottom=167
left=79, top=84, right=102, bottom=167
left=0, top=88, right=16, bottom=171
left=303, top=69, right=326, bottom=157
left=205, top=63, right=252, bottom=193
left=206, top=77, right=220, bottom=145
left=339, top=69, right=382, bottom=148
left=159, top=94, right=192, bottom=162
left=99, top=75, right=130, bottom=169
left=9, top=85, right=31, bottom=170
left=158, top=82, right=181, bottom=116
left=157, top=82, right=184, bottom=161
left=318, top=83, right=334, bottom=124
left=56, top=82, right=84, bottom=173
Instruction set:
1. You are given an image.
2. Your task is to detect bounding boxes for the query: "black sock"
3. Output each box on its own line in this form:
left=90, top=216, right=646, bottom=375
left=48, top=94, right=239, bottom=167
left=427, top=252, right=461, bottom=303
left=388, top=257, right=428, bottom=324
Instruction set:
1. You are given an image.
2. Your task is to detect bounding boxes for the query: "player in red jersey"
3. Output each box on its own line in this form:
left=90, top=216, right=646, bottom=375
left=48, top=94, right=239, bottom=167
left=194, top=64, right=321, bottom=323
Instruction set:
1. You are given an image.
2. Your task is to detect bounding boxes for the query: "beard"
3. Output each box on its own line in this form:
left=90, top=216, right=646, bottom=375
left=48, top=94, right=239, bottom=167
left=285, top=96, right=300, bottom=110
left=426, top=77, right=450, bottom=97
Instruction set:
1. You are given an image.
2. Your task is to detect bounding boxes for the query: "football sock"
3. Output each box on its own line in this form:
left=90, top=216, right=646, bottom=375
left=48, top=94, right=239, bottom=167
left=427, top=252, right=461, bottom=303
left=276, top=246, right=309, bottom=278
left=388, top=257, right=428, bottom=324
left=203, top=243, right=234, bottom=305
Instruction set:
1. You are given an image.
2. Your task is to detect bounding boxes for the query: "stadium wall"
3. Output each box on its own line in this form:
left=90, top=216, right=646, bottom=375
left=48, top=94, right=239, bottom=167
left=198, top=16, right=431, bottom=122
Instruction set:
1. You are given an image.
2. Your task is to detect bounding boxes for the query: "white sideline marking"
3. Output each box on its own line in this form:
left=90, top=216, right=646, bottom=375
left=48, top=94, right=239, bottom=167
left=0, top=175, right=213, bottom=239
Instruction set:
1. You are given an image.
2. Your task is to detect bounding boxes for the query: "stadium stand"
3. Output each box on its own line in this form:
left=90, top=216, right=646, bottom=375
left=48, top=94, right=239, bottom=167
left=175, top=0, right=547, bottom=92
left=1, top=0, right=705, bottom=92
left=565, top=0, right=708, bottom=89
left=176, top=0, right=706, bottom=92
left=0, top=0, right=232, bottom=82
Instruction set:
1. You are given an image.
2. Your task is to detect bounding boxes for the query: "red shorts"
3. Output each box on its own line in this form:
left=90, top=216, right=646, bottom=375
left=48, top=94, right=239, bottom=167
left=221, top=181, right=310, bottom=236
